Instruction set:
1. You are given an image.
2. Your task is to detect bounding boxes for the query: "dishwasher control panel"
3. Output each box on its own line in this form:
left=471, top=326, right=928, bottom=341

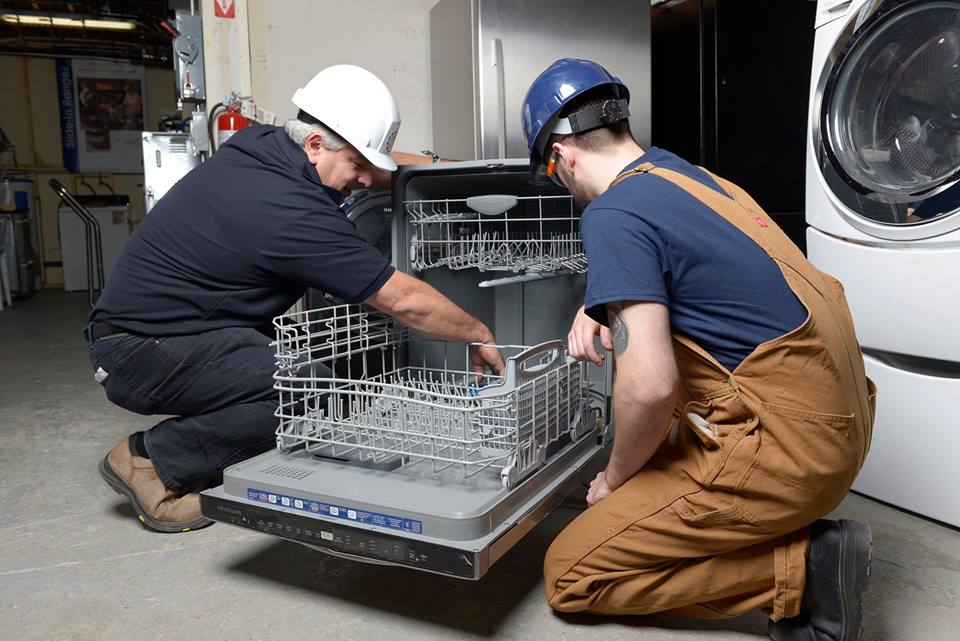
left=201, top=493, right=480, bottom=579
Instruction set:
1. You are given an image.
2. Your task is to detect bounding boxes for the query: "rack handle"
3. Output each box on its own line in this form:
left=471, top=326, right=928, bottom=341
left=470, top=340, right=567, bottom=398
left=511, top=340, right=565, bottom=382
left=493, top=38, right=507, bottom=159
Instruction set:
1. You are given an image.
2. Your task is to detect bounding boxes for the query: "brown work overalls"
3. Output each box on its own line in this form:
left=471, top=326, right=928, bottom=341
left=544, top=162, right=876, bottom=620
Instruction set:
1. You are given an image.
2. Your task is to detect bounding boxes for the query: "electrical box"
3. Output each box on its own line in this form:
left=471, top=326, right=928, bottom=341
left=173, top=10, right=205, bottom=103
left=142, top=132, right=202, bottom=213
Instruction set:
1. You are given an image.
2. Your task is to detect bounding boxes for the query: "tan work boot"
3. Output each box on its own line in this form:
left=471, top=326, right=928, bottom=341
left=98, top=437, right=214, bottom=533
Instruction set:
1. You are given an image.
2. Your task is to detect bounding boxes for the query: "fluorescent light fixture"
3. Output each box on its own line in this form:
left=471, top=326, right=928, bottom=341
left=2, top=13, right=137, bottom=31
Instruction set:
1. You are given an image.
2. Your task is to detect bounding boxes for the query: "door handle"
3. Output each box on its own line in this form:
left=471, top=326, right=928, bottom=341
left=493, top=38, right=507, bottom=159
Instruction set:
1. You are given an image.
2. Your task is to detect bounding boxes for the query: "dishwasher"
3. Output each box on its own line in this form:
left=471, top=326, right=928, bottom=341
left=200, top=159, right=612, bottom=579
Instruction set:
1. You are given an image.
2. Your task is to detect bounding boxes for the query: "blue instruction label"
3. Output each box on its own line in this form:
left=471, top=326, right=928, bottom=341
left=246, top=488, right=423, bottom=534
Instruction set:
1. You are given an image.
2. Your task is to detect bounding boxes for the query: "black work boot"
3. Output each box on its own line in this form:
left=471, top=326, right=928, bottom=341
left=768, top=519, right=872, bottom=641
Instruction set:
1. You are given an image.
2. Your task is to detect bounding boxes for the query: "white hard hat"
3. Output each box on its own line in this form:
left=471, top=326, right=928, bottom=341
left=292, top=64, right=401, bottom=171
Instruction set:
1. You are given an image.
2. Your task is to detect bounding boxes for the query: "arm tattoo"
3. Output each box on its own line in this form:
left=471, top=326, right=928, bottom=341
left=612, top=313, right=629, bottom=355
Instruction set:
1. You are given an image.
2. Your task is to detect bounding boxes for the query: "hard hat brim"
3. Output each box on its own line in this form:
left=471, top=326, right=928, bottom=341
left=360, top=147, right=397, bottom=172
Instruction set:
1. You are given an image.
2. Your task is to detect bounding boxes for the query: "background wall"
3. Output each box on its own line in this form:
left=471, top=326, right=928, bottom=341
left=248, top=0, right=438, bottom=154
left=651, top=0, right=816, bottom=251
left=1, top=0, right=437, bottom=289
left=5, top=0, right=812, bottom=287
left=1, top=56, right=175, bottom=286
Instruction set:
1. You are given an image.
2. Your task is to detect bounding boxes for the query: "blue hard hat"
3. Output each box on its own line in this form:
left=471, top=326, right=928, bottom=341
left=521, top=58, right=629, bottom=177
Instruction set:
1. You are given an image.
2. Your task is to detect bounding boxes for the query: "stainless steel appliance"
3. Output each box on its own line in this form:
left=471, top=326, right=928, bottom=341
left=201, top=160, right=614, bottom=579
left=429, top=0, right=652, bottom=161
left=142, top=132, right=201, bottom=214
left=172, top=9, right=205, bottom=103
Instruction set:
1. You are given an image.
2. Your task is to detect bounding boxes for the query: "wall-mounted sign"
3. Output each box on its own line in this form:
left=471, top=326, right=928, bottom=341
left=214, top=0, right=236, bottom=19
left=56, top=58, right=147, bottom=173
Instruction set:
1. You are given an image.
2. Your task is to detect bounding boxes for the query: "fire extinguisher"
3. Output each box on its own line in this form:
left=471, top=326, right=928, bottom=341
left=216, top=105, right=248, bottom=149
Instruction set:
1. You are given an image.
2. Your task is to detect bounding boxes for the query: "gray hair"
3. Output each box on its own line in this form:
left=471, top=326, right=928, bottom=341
left=284, top=118, right=346, bottom=151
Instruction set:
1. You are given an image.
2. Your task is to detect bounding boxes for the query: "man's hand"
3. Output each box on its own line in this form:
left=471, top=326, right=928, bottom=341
left=469, top=343, right=506, bottom=378
left=567, top=306, right=613, bottom=366
left=586, top=469, right=619, bottom=505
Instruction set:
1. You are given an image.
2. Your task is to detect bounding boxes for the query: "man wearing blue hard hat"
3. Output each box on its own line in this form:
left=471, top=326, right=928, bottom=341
left=522, top=58, right=876, bottom=641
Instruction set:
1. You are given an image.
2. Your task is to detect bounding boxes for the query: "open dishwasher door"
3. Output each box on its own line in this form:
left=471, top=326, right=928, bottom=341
left=200, top=160, right=611, bottom=579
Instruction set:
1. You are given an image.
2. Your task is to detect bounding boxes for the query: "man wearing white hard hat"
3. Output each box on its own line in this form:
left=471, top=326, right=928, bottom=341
left=84, top=65, right=504, bottom=533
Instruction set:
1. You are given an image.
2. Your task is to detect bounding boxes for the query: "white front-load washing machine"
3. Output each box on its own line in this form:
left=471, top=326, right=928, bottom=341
left=807, top=0, right=960, bottom=526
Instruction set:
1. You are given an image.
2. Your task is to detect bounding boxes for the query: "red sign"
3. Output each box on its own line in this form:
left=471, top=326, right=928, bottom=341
left=214, top=0, right=236, bottom=19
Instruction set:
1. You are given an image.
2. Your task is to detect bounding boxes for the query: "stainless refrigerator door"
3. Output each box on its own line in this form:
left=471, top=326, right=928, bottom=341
left=431, top=0, right=651, bottom=161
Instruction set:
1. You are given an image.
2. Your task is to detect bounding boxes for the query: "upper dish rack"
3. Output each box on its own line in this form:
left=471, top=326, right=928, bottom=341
left=404, top=194, right=586, bottom=277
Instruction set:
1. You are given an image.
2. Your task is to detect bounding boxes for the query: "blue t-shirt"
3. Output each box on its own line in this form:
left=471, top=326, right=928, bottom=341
left=91, top=125, right=395, bottom=336
left=581, top=147, right=807, bottom=372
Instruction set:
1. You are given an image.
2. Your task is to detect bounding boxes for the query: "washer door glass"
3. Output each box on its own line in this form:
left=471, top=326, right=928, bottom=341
left=821, top=1, right=960, bottom=226
left=345, top=191, right=392, bottom=260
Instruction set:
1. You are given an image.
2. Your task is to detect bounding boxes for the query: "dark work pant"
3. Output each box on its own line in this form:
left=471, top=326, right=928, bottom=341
left=87, top=327, right=280, bottom=493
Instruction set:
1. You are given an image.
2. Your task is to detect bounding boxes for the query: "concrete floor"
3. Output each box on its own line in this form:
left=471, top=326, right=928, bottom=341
left=1, top=290, right=959, bottom=641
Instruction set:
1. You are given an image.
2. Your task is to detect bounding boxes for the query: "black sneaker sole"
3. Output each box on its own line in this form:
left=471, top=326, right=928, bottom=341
left=98, top=454, right=214, bottom=533
left=838, top=519, right=872, bottom=641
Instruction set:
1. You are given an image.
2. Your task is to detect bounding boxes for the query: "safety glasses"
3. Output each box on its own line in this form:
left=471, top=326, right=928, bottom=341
left=544, top=148, right=564, bottom=187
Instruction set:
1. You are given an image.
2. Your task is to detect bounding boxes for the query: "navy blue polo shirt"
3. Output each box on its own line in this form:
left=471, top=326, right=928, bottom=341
left=912, top=181, right=960, bottom=218
left=91, top=125, right=395, bottom=336
left=581, top=147, right=807, bottom=372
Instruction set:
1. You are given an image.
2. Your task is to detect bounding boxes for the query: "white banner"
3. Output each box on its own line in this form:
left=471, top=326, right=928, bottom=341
left=57, top=58, right=147, bottom=173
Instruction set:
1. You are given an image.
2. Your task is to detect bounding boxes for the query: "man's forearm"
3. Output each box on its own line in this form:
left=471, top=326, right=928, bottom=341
left=594, top=300, right=678, bottom=491
left=368, top=273, right=493, bottom=344
left=394, top=285, right=492, bottom=343
left=604, top=382, right=677, bottom=489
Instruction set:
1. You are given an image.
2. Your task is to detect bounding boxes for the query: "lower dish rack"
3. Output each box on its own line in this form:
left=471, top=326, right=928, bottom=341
left=273, top=304, right=597, bottom=488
